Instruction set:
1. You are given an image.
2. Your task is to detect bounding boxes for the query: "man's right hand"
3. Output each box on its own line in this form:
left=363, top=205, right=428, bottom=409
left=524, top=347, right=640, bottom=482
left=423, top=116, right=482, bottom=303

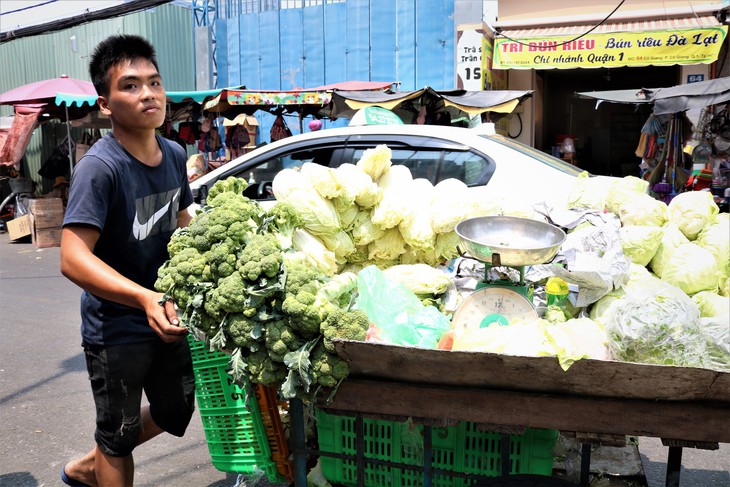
left=144, top=291, right=188, bottom=342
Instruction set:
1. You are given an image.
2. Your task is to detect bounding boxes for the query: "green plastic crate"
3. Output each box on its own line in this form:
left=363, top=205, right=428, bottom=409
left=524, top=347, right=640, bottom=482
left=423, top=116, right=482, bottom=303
left=316, top=409, right=558, bottom=487
left=188, top=336, right=281, bottom=482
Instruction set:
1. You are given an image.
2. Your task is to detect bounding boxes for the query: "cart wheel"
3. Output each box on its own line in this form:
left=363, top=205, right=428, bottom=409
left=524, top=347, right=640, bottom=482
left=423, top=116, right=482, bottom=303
left=472, top=474, right=578, bottom=486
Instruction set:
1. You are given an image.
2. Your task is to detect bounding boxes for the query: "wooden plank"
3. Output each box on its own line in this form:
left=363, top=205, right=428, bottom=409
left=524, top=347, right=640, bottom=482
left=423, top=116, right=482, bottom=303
left=334, top=341, right=730, bottom=403
left=319, top=379, right=730, bottom=444
left=574, top=432, right=629, bottom=447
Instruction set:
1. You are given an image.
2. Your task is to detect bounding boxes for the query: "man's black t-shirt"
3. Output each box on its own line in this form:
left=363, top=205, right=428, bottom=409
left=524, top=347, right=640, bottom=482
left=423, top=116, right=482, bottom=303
left=63, top=133, right=193, bottom=346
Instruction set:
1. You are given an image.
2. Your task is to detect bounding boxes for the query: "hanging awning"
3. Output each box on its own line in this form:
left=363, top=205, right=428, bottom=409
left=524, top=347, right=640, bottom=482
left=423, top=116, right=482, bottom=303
left=329, top=87, right=533, bottom=119
left=55, top=92, right=97, bottom=107
left=54, top=88, right=242, bottom=108
left=576, top=88, right=657, bottom=108
left=494, top=16, right=727, bottom=69
left=575, top=76, right=730, bottom=114
left=653, top=76, right=730, bottom=114
left=203, top=88, right=334, bottom=115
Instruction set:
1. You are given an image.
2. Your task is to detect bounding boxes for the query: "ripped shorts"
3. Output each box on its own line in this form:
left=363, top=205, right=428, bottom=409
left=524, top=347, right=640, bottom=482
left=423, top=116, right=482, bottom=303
left=83, top=339, right=196, bottom=456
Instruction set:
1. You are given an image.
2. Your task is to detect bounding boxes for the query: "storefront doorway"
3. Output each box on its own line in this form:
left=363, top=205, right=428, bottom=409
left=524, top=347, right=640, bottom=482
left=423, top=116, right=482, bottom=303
left=538, top=65, right=680, bottom=177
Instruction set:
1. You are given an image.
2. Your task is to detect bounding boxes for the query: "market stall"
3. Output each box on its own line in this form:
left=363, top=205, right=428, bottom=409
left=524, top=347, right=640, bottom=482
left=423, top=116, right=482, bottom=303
left=156, top=143, right=729, bottom=487
left=0, top=76, right=97, bottom=173
left=576, top=77, right=730, bottom=210
left=327, top=86, right=534, bottom=124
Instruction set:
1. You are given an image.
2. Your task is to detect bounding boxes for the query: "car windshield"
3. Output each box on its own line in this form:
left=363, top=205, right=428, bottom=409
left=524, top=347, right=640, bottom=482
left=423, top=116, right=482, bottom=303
left=482, top=134, right=584, bottom=176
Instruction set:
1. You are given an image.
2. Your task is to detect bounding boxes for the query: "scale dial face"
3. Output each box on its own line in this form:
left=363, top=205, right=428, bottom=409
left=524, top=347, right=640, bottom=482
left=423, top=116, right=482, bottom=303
left=452, top=287, right=538, bottom=330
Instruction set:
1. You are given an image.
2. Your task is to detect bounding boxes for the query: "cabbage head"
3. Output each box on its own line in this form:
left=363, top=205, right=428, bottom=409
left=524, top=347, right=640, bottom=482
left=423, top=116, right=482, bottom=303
left=333, top=163, right=382, bottom=208
left=545, top=318, right=611, bottom=370
left=399, top=179, right=437, bottom=251
left=371, top=165, right=412, bottom=229
left=694, top=213, right=729, bottom=283
left=350, top=209, right=385, bottom=246
left=434, top=231, right=461, bottom=263
left=368, top=227, right=407, bottom=262
left=699, top=315, right=730, bottom=372
left=605, top=284, right=709, bottom=368
left=382, top=264, right=451, bottom=296
left=356, top=144, right=392, bottom=182
left=318, top=230, right=356, bottom=264
left=649, top=223, right=689, bottom=278
left=691, top=291, right=729, bottom=318
left=567, top=171, right=610, bottom=210
left=618, top=193, right=668, bottom=227
left=430, top=179, right=472, bottom=233
left=300, top=162, right=343, bottom=199
left=619, top=225, right=662, bottom=266
left=292, top=228, right=338, bottom=276
left=605, top=176, right=649, bottom=215
left=667, top=190, right=719, bottom=240
left=661, top=243, right=719, bottom=296
left=272, top=169, right=341, bottom=236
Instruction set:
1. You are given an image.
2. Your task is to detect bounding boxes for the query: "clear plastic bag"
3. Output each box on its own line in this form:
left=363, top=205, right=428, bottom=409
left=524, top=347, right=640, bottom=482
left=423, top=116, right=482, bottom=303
left=355, top=265, right=451, bottom=349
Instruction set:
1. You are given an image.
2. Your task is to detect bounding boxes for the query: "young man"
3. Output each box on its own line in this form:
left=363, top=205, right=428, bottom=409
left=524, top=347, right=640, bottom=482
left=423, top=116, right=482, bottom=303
left=60, top=35, right=195, bottom=487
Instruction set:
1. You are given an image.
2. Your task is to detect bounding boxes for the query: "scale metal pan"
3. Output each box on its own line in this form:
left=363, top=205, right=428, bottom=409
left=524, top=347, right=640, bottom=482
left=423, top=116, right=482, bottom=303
left=455, top=216, right=566, bottom=267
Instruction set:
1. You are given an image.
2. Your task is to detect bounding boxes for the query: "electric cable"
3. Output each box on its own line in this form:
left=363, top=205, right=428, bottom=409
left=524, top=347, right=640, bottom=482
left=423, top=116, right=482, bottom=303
left=492, top=0, right=626, bottom=49
left=508, top=112, right=523, bottom=139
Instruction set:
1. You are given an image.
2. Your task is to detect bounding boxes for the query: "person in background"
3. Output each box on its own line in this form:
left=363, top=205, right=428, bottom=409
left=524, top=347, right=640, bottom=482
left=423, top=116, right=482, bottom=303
left=59, top=34, right=195, bottom=487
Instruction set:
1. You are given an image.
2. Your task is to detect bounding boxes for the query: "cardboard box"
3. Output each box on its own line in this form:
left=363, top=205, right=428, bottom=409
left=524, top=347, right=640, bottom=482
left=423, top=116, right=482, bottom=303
left=7, top=214, right=32, bottom=241
left=29, top=198, right=64, bottom=229
left=32, top=225, right=62, bottom=248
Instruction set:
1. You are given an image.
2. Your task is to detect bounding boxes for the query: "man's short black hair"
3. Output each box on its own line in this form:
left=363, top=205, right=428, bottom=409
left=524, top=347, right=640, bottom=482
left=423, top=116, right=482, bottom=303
left=89, top=35, right=159, bottom=97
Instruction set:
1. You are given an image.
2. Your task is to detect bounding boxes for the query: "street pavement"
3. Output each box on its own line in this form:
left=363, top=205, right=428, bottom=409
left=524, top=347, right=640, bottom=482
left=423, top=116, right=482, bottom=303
left=0, top=232, right=728, bottom=487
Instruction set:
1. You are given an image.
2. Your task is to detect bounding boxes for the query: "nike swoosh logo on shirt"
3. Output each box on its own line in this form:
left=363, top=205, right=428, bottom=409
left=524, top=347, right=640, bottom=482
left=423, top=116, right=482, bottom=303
left=132, top=189, right=179, bottom=240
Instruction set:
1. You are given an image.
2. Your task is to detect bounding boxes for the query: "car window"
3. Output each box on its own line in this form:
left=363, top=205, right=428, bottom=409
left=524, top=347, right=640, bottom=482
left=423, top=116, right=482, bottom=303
left=225, top=148, right=335, bottom=200
left=483, top=134, right=583, bottom=176
left=350, top=148, right=491, bottom=186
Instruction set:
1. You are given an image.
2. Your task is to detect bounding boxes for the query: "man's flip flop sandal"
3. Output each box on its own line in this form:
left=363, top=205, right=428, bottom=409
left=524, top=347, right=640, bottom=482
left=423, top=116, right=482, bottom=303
left=61, top=464, right=92, bottom=487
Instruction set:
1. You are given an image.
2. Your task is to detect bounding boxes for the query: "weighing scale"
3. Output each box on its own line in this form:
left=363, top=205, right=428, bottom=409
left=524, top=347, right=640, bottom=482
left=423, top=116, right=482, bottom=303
left=452, top=216, right=566, bottom=329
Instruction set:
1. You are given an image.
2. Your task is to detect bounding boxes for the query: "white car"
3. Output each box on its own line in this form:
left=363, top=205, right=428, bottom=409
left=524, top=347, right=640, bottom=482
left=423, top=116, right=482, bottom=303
left=189, top=124, right=610, bottom=212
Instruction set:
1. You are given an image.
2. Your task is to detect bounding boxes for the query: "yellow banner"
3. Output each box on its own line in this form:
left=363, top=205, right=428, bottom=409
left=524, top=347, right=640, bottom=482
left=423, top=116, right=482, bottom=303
left=494, top=26, right=727, bottom=69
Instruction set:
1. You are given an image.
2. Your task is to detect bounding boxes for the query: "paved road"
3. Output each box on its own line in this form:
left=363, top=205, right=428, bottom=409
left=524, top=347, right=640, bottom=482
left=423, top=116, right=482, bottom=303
left=0, top=233, right=728, bottom=487
left=0, top=235, right=239, bottom=487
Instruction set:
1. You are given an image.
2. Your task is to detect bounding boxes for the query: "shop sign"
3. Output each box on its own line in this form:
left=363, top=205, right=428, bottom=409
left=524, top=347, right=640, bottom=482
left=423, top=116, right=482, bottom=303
left=494, top=25, right=728, bottom=69
left=456, top=29, right=484, bottom=90
left=688, top=74, right=705, bottom=83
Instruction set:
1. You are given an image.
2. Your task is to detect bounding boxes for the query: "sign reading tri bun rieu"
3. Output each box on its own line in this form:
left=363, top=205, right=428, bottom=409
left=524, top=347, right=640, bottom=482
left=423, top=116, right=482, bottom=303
left=493, top=25, right=728, bottom=69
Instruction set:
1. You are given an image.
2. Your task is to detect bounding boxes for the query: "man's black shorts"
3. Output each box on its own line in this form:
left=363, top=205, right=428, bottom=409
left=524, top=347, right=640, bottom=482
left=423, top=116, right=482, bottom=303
left=83, top=338, right=196, bottom=457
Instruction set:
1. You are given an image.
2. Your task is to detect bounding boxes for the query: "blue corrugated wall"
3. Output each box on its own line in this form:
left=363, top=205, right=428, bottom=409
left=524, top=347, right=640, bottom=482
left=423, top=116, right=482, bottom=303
left=214, top=0, right=455, bottom=143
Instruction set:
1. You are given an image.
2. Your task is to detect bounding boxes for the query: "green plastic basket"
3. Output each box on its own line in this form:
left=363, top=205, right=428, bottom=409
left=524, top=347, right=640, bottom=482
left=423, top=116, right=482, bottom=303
left=188, top=336, right=281, bottom=482
left=316, top=409, right=558, bottom=487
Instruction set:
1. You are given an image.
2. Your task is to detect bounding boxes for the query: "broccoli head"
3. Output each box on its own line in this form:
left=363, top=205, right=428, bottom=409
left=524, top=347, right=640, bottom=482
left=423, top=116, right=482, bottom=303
left=155, top=247, right=208, bottom=309
left=187, top=192, right=263, bottom=250
left=237, top=233, right=283, bottom=281
left=167, top=227, right=196, bottom=257
left=265, top=318, right=302, bottom=362
left=282, top=280, right=324, bottom=338
left=321, top=308, right=370, bottom=353
left=311, top=342, right=349, bottom=388
left=210, top=271, right=248, bottom=314
left=207, top=177, right=248, bottom=203
left=226, top=313, right=264, bottom=350
left=280, top=260, right=332, bottom=338
left=187, top=210, right=211, bottom=248
left=246, top=347, right=287, bottom=385
left=208, top=239, right=238, bottom=279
